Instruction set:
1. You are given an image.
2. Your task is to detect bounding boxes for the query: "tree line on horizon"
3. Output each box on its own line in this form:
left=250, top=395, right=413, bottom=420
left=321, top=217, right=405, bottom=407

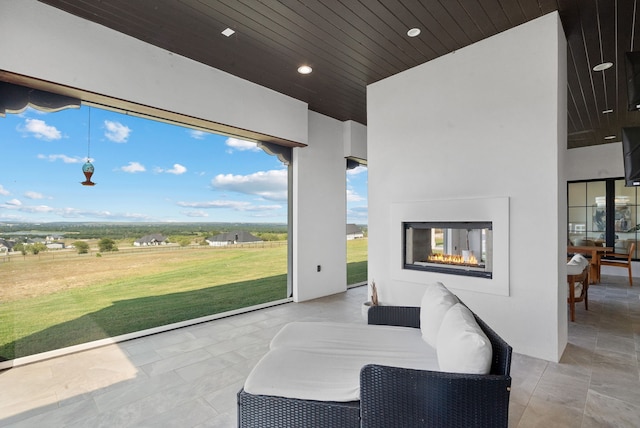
left=0, top=222, right=290, bottom=240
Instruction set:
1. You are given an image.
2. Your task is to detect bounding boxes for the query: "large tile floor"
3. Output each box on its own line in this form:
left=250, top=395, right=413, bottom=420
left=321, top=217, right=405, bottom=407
left=0, top=277, right=639, bottom=427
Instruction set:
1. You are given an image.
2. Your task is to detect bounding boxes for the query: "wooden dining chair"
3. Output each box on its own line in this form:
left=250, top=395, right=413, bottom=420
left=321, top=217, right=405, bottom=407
left=567, top=254, right=590, bottom=322
left=600, top=242, right=635, bottom=287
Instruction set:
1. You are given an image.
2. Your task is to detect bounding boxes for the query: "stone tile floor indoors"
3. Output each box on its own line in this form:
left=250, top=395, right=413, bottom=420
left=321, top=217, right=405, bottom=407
left=0, top=276, right=639, bottom=427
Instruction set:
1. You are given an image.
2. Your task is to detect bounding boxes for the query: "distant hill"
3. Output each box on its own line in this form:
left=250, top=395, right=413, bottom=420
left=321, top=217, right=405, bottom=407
left=0, top=222, right=288, bottom=240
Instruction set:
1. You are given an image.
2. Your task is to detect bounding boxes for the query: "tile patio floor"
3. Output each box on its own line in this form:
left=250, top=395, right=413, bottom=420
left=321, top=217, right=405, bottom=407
left=0, top=276, right=638, bottom=427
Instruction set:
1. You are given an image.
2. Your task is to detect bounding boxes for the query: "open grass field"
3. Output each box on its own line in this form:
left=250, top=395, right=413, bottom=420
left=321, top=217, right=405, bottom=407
left=1, top=239, right=367, bottom=360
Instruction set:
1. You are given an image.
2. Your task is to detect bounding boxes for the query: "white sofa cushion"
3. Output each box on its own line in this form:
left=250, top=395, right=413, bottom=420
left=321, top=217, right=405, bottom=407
left=271, top=321, right=432, bottom=354
left=437, top=303, right=492, bottom=374
left=420, top=282, right=459, bottom=347
left=572, top=282, right=584, bottom=298
left=245, top=322, right=438, bottom=402
left=567, top=253, right=589, bottom=275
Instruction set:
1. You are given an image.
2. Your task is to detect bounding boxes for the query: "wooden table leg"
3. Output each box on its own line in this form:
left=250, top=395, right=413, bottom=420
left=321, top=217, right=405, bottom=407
left=568, top=276, right=576, bottom=322
left=591, top=250, right=601, bottom=284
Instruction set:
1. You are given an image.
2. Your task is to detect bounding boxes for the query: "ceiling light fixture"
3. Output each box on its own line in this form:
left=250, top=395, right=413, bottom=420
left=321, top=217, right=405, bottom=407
left=407, top=28, right=421, bottom=37
left=592, top=62, right=613, bottom=71
left=602, top=109, right=614, bottom=114
left=297, top=65, right=312, bottom=74
left=221, top=28, right=235, bottom=37
left=604, top=135, right=616, bottom=140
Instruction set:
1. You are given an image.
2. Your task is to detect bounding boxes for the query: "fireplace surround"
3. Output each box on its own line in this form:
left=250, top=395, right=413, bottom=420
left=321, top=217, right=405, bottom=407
left=391, top=197, right=509, bottom=296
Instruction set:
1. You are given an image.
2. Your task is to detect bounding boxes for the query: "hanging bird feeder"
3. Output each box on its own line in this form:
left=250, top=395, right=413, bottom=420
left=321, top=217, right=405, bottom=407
left=81, top=161, right=95, bottom=186
left=81, top=107, right=96, bottom=186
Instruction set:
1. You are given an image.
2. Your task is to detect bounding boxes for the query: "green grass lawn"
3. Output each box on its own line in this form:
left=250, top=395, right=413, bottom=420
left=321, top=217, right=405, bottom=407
left=1, top=239, right=368, bottom=360
left=347, top=238, right=368, bottom=285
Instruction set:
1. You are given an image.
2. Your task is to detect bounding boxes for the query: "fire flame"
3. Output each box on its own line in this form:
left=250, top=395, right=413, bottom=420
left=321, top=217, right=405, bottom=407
left=427, top=252, right=478, bottom=265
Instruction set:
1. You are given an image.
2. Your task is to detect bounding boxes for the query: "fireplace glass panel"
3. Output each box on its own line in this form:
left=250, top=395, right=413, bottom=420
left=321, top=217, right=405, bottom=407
left=403, top=221, right=493, bottom=278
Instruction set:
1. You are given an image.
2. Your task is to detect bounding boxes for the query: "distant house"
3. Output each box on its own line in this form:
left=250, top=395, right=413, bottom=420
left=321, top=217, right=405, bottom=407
left=0, top=238, right=14, bottom=253
left=134, top=234, right=169, bottom=246
left=46, top=242, right=65, bottom=250
left=205, top=231, right=262, bottom=247
left=45, top=235, right=65, bottom=250
left=346, top=224, right=364, bottom=240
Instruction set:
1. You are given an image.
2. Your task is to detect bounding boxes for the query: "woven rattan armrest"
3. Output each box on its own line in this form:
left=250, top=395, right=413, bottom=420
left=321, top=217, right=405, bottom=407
left=367, top=305, right=420, bottom=328
left=360, top=364, right=511, bottom=428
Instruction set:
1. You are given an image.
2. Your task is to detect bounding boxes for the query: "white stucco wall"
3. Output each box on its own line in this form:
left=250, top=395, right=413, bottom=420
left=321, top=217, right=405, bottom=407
left=565, top=143, right=624, bottom=181
left=367, top=13, right=567, bottom=361
left=343, top=120, right=368, bottom=162
left=292, top=111, right=348, bottom=302
left=0, top=0, right=308, bottom=145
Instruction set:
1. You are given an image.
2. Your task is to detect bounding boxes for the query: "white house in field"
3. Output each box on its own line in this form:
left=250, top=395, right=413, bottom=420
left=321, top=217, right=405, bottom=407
left=45, top=242, right=65, bottom=250
left=346, top=224, right=364, bottom=240
left=0, top=238, right=14, bottom=253
left=205, top=231, right=262, bottom=247
left=134, top=234, right=169, bottom=246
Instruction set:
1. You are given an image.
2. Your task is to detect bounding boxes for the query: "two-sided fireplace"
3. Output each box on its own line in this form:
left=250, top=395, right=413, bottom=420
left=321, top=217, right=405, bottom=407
left=403, top=221, right=493, bottom=278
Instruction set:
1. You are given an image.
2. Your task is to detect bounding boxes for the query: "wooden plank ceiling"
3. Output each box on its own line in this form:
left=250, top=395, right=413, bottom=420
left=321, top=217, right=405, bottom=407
left=35, top=0, right=640, bottom=148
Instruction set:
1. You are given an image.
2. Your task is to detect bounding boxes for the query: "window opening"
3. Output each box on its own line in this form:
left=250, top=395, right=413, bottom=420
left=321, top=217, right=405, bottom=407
left=346, top=159, right=368, bottom=287
left=0, top=101, right=290, bottom=362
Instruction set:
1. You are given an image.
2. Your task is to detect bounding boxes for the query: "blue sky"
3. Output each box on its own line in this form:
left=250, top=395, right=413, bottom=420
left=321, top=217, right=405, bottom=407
left=0, top=105, right=368, bottom=224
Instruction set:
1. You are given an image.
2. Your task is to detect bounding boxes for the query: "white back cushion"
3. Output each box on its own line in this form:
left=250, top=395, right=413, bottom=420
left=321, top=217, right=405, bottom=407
left=568, top=254, right=589, bottom=268
left=567, top=253, right=589, bottom=275
left=419, top=282, right=459, bottom=347
left=436, top=303, right=492, bottom=374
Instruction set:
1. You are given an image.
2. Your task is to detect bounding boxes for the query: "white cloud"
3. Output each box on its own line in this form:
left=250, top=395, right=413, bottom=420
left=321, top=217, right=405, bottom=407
left=211, top=169, right=287, bottom=201
left=347, top=206, right=368, bottom=221
left=0, top=185, right=9, bottom=196
left=167, top=164, right=187, bottom=174
left=50, top=207, right=152, bottom=221
left=183, top=210, right=209, bottom=218
left=24, top=191, right=44, bottom=200
left=225, top=137, right=260, bottom=152
left=177, top=200, right=281, bottom=213
left=22, top=118, right=62, bottom=140
left=120, top=161, right=146, bottom=173
left=245, top=204, right=282, bottom=212
left=104, top=120, right=131, bottom=143
left=347, top=189, right=365, bottom=202
left=189, top=130, right=207, bottom=140
left=0, top=201, right=152, bottom=221
left=156, top=163, right=187, bottom=175
left=347, top=165, right=367, bottom=176
left=37, top=153, right=84, bottom=163
left=25, top=205, right=55, bottom=213
left=1, top=199, right=54, bottom=213
left=177, top=200, right=250, bottom=209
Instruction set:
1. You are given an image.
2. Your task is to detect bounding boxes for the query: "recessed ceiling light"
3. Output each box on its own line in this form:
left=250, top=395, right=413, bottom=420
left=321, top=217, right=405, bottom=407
left=602, top=109, right=614, bottom=114
left=407, top=28, right=421, bottom=37
left=592, top=62, right=613, bottom=71
left=297, top=65, right=312, bottom=74
left=221, top=28, right=235, bottom=37
left=604, top=135, right=616, bottom=140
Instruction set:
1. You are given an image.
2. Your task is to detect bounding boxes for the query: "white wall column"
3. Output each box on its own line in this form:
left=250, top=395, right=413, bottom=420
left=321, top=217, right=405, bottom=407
left=367, top=12, right=567, bottom=361
left=292, top=111, right=348, bottom=301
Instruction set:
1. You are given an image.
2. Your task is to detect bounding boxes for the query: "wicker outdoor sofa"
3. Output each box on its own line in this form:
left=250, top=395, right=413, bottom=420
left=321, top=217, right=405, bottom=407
left=237, top=284, right=513, bottom=428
